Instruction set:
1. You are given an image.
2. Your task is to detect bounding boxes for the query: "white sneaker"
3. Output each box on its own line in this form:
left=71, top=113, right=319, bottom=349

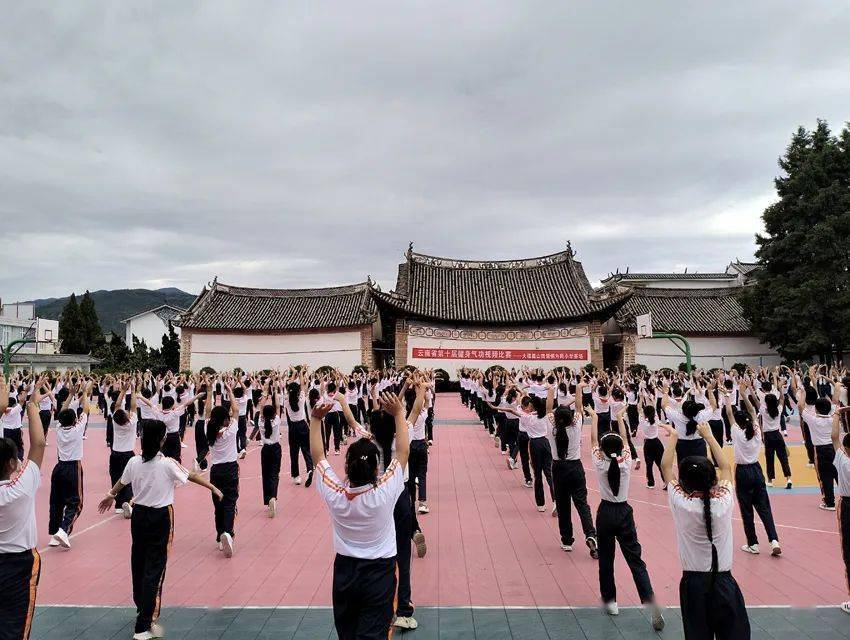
left=238, top=450, right=247, bottom=460
left=785, top=479, right=792, bottom=490
left=741, top=544, right=759, bottom=554
left=494, top=436, right=500, bottom=448
left=180, top=442, right=187, bottom=449
left=418, top=502, right=430, bottom=514
left=221, top=532, right=234, bottom=558
left=115, top=508, right=124, bottom=515
left=394, top=616, right=418, bottom=629
left=561, top=544, right=572, bottom=552
left=807, top=463, right=815, bottom=469
left=767, top=480, right=774, bottom=487
left=122, top=503, right=133, bottom=519
left=268, top=498, right=277, bottom=518
left=820, top=503, right=837, bottom=511
left=54, top=528, right=71, bottom=549
left=293, top=476, right=302, bottom=485
left=648, top=603, right=665, bottom=631
left=840, top=601, right=850, bottom=614
left=149, top=622, right=164, bottom=638
left=537, top=505, right=546, bottom=512
left=413, top=531, right=427, bottom=558
left=524, top=480, right=533, bottom=488
left=48, top=536, right=60, bottom=547
left=133, top=632, right=155, bottom=640
left=304, top=470, right=314, bottom=488
left=604, top=601, right=619, bottom=616
left=770, top=540, right=781, bottom=556
left=552, top=506, right=558, bottom=517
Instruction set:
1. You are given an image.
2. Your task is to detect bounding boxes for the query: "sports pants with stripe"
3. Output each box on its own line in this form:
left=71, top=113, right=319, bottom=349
left=48, top=460, right=83, bottom=535
left=0, top=549, right=40, bottom=640
left=131, top=505, right=173, bottom=634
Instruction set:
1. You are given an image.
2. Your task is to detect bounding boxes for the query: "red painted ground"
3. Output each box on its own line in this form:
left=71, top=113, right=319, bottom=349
left=31, top=394, right=847, bottom=608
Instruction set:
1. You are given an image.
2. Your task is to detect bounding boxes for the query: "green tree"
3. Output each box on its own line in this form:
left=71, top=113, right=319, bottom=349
left=160, top=322, right=180, bottom=373
left=740, top=120, right=850, bottom=361
left=78, top=290, right=104, bottom=351
left=58, top=293, right=87, bottom=354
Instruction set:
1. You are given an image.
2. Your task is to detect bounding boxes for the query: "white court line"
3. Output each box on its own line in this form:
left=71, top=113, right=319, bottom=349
left=37, top=603, right=797, bottom=611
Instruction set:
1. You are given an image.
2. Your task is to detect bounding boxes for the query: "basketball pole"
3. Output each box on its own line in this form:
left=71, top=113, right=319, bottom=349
left=1, top=338, right=37, bottom=376
left=651, top=332, right=693, bottom=373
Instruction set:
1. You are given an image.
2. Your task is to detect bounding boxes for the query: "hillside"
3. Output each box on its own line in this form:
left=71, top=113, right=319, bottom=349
left=31, top=287, right=198, bottom=336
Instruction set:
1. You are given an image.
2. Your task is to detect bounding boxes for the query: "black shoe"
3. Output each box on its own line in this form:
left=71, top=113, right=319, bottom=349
left=304, top=469, right=314, bottom=488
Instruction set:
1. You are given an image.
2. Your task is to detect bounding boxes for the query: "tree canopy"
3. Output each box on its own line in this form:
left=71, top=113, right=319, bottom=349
left=740, top=120, right=850, bottom=361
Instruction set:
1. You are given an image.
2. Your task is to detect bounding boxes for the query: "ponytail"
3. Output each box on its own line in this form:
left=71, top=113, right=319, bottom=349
left=288, top=383, right=301, bottom=412
left=206, top=405, right=230, bottom=446
left=607, top=455, right=621, bottom=497
left=643, top=405, right=656, bottom=425
left=599, top=432, right=624, bottom=497
left=679, top=456, right=719, bottom=590
left=262, top=404, right=275, bottom=440
left=701, top=490, right=718, bottom=588
left=765, top=394, right=779, bottom=419
left=553, top=406, right=573, bottom=460
left=140, top=419, right=166, bottom=462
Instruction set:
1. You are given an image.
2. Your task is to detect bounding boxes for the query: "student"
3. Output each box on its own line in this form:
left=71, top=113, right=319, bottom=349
left=1, top=390, right=25, bottom=461
left=405, top=385, right=430, bottom=514
left=48, top=380, right=93, bottom=549
left=98, top=419, right=222, bottom=640
left=310, top=389, right=410, bottom=640
left=257, top=383, right=281, bottom=518
left=111, top=380, right=139, bottom=519
left=635, top=397, right=666, bottom=488
left=137, top=391, right=202, bottom=464
left=755, top=378, right=792, bottom=489
left=0, top=376, right=46, bottom=640
left=830, top=405, right=850, bottom=614
left=232, top=385, right=250, bottom=457
left=515, top=386, right=556, bottom=512
left=724, top=385, right=781, bottom=556
left=590, top=404, right=664, bottom=630
left=552, top=387, right=598, bottom=558
left=285, top=381, right=314, bottom=488
left=661, top=421, right=751, bottom=639
left=798, top=384, right=842, bottom=511
left=664, top=390, right=709, bottom=460
left=201, top=382, right=240, bottom=557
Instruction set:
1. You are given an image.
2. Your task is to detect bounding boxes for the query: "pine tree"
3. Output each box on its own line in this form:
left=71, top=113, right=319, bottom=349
left=160, top=322, right=180, bottom=373
left=740, top=120, right=850, bottom=361
left=78, top=290, right=104, bottom=351
left=58, top=293, right=86, bottom=354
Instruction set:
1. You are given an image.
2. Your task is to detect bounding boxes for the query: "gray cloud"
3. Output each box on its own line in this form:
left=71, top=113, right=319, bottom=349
left=2, top=2, right=849, bottom=300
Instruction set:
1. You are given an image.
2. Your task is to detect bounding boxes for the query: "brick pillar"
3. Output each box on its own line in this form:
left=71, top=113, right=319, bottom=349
left=622, top=332, right=636, bottom=369
left=179, top=330, right=192, bottom=372
left=395, top=319, right=408, bottom=368
left=360, top=325, right=374, bottom=368
left=589, top=320, right=604, bottom=371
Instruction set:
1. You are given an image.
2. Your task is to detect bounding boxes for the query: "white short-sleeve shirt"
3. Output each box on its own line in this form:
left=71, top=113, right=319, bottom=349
left=835, top=448, right=850, bottom=498
left=112, top=414, right=138, bottom=454
left=120, top=453, right=188, bottom=508
left=668, top=480, right=734, bottom=572
left=0, top=461, right=40, bottom=552
left=315, top=458, right=405, bottom=559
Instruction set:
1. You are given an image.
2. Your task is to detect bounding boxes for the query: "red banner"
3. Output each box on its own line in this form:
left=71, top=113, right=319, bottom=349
left=411, top=347, right=588, bottom=361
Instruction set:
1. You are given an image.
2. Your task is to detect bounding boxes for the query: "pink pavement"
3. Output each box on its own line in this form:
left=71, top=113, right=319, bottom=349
left=31, top=393, right=848, bottom=608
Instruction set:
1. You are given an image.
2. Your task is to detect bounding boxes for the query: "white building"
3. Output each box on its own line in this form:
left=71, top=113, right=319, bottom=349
left=122, top=305, right=184, bottom=350
left=174, top=281, right=378, bottom=372
left=1, top=301, right=58, bottom=356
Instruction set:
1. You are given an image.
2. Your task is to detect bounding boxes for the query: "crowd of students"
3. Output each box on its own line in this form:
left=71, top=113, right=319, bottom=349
left=460, top=363, right=850, bottom=637
left=1, top=361, right=849, bottom=639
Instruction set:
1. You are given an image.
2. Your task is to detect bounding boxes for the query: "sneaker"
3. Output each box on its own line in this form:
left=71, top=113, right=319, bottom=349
left=48, top=536, right=60, bottom=547
left=122, top=503, right=133, bottom=519
left=217, top=540, right=223, bottom=551
left=115, top=508, right=124, bottom=515
left=586, top=536, right=599, bottom=559
left=180, top=442, right=188, bottom=449
left=413, top=531, right=427, bottom=558
left=268, top=498, right=277, bottom=519
left=820, top=503, right=837, bottom=511
left=634, top=459, right=641, bottom=470
left=551, top=506, right=558, bottom=518
left=725, top=439, right=733, bottom=445
left=648, top=603, right=665, bottom=631
left=133, top=632, right=155, bottom=640
left=741, top=544, right=759, bottom=554
left=418, top=502, right=430, bottom=514
left=221, top=532, right=234, bottom=558
left=785, top=479, right=792, bottom=490
left=646, top=482, right=655, bottom=489
left=54, top=528, right=71, bottom=549
left=840, top=601, right=850, bottom=614
left=149, top=622, right=164, bottom=638
left=500, top=450, right=507, bottom=455
left=305, top=470, right=314, bottom=488
left=770, top=540, right=781, bottom=556
left=394, top=616, right=419, bottom=630
left=428, top=440, right=433, bottom=446
left=293, top=476, right=302, bottom=485
left=561, top=544, right=572, bottom=552
left=807, top=463, right=815, bottom=469
left=537, top=505, right=546, bottom=512
left=524, top=480, right=533, bottom=488
left=604, top=601, right=619, bottom=616
left=767, top=480, right=774, bottom=487
left=334, top=449, right=341, bottom=456
left=238, top=450, right=247, bottom=460
left=494, top=436, right=500, bottom=448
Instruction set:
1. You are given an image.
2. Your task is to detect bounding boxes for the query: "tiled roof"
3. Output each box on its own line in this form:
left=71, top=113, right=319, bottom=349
left=372, top=247, right=628, bottom=324
left=175, top=281, right=376, bottom=331
left=616, top=287, right=751, bottom=335
left=601, top=272, right=736, bottom=284
left=727, top=261, right=759, bottom=276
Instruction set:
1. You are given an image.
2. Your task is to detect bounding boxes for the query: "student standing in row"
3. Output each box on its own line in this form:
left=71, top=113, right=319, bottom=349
left=662, top=421, right=751, bottom=639
left=285, top=381, right=314, bottom=488
left=257, top=381, right=282, bottom=518
left=798, top=382, right=843, bottom=511
left=110, top=379, right=139, bottom=519
left=98, top=420, right=222, bottom=640
left=0, top=376, right=46, bottom=640
left=590, top=404, right=664, bottom=630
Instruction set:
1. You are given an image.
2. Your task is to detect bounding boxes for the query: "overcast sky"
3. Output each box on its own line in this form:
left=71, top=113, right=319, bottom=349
left=3, top=3, right=850, bottom=302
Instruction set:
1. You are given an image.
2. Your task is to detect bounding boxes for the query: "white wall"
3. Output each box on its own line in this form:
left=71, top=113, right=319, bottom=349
left=126, top=313, right=179, bottom=350
left=635, top=335, right=781, bottom=370
left=407, top=322, right=592, bottom=378
left=188, top=330, right=364, bottom=372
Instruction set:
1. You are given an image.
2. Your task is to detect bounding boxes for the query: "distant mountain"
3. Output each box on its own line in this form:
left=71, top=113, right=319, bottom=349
left=30, top=288, right=198, bottom=336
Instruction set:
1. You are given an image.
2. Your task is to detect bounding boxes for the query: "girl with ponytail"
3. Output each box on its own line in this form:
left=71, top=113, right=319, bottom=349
left=756, top=374, right=792, bottom=489
left=662, top=382, right=709, bottom=460
left=723, top=383, right=781, bottom=556
left=661, top=420, right=750, bottom=639
left=257, top=379, right=282, bottom=517
left=636, top=393, right=667, bottom=488
left=590, top=403, right=663, bottom=630
left=285, top=378, right=314, bottom=488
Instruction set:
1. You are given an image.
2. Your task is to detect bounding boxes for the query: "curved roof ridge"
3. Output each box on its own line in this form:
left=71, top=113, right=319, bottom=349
left=214, top=281, right=370, bottom=298
left=630, top=286, right=742, bottom=297
left=408, top=248, right=575, bottom=270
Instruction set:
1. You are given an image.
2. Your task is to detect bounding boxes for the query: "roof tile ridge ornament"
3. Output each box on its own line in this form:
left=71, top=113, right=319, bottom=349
left=408, top=249, right=574, bottom=270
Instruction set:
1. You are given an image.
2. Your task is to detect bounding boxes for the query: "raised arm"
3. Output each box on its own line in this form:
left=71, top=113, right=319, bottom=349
left=24, top=386, right=47, bottom=467
left=309, top=402, right=333, bottom=465
left=698, top=422, right=731, bottom=484
left=381, top=391, right=411, bottom=469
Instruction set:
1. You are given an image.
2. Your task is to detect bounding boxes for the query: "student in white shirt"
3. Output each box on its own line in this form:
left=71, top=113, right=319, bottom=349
left=98, top=419, right=222, bottom=640
left=257, top=383, right=282, bottom=518
left=48, top=381, right=93, bottom=549
left=0, top=376, right=46, bottom=640
left=232, top=385, right=250, bottom=455
left=756, top=380, right=792, bottom=489
left=310, top=386, right=411, bottom=640
left=285, top=381, right=314, bottom=488
left=111, top=381, right=139, bottom=519
left=830, top=406, right=850, bottom=614
left=201, top=383, right=240, bottom=558
left=798, top=386, right=843, bottom=510
left=590, top=405, right=664, bottom=630
left=1, top=393, right=25, bottom=461
left=661, top=421, right=750, bottom=639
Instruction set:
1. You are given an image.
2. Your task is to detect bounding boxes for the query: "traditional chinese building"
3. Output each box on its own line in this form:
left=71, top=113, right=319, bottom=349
left=369, top=244, right=628, bottom=375
left=174, top=280, right=378, bottom=372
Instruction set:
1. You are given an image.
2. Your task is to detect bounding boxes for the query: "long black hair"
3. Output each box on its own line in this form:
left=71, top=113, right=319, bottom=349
left=764, top=393, right=779, bottom=419
left=262, top=403, right=276, bottom=439
left=346, top=437, right=381, bottom=487
left=206, top=405, right=230, bottom=446
left=678, top=456, right=719, bottom=587
left=642, top=404, right=657, bottom=425
left=553, top=406, right=575, bottom=460
left=599, top=432, right=624, bottom=496
left=0, top=437, right=19, bottom=480
left=368, top=409, right=395, bottom=472
left=140, top=419, right=166, bottom=462
left=733, top=407, right=755, bottom=441
left=682, top=400, right=705, bottom=437
left=288, top=382, right=301, bottom=412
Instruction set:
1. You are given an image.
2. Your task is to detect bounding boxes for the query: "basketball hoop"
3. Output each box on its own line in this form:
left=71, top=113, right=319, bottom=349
left=636, top=313, right=653, bottom=338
